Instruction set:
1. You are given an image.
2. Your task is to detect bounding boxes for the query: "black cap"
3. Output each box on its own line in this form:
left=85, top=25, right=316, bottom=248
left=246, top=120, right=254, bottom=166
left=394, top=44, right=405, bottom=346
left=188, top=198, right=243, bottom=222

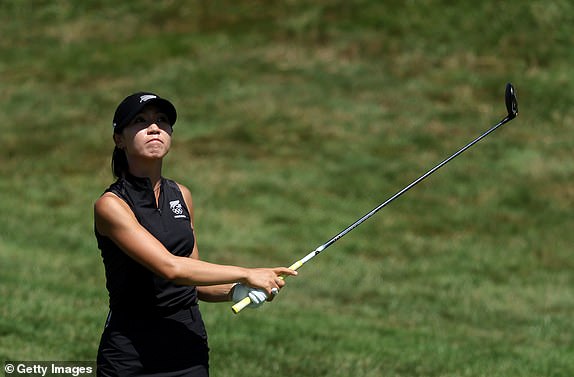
left=112, top=92, right=177, bottom=132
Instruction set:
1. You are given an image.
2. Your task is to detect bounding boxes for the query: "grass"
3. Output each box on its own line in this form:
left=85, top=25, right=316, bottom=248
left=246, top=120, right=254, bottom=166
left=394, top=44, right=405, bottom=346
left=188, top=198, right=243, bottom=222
left=1, top=1, right=573, bottom=376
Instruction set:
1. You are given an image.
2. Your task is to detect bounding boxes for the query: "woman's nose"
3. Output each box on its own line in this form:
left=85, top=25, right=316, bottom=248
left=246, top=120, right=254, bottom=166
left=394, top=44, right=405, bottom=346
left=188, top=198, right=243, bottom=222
left=147, top=122, right=161, bottom=132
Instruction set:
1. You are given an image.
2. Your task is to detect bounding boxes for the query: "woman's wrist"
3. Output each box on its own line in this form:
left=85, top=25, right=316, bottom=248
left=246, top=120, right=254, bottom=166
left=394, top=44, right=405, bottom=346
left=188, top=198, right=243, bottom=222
left=237, top=267, right=250, bottom=285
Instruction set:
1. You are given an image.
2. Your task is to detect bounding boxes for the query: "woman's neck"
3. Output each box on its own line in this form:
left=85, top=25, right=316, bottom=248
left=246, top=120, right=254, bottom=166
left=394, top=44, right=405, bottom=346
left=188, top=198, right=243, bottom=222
left=127, top=167, right=162, bottom=206
left=127, top=160, right=163, bottom=189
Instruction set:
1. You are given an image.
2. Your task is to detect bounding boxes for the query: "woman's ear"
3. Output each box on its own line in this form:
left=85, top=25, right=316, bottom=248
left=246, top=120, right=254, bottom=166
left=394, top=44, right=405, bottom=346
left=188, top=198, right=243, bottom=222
left=113, top=133, right=124, bottom=149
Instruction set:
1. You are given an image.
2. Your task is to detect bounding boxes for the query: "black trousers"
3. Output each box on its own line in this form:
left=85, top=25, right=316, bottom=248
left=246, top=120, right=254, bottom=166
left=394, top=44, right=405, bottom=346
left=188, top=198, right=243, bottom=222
left=97, top=305, right=209, bottom=377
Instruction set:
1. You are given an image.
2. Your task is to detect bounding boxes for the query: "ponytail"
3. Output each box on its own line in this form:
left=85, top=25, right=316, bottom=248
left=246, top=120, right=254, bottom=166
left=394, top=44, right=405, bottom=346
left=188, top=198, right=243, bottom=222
left=111, top=146, right=129, bottom=178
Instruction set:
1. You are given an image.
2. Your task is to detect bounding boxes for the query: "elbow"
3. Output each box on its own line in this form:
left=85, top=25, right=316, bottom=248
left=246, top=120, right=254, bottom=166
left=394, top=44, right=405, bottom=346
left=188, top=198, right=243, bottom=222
left=156, top=257, right=185, bottom=283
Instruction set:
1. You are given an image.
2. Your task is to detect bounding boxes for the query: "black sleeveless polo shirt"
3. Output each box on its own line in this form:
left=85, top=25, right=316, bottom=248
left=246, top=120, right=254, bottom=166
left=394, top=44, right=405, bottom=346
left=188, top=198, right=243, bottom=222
left=96, top=173, right=197, bottom=315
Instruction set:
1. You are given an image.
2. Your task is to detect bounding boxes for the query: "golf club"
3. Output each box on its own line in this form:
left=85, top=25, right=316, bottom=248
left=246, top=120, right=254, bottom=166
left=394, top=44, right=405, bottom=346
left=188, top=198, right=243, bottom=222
left=232, top=82, right=519, bottom=314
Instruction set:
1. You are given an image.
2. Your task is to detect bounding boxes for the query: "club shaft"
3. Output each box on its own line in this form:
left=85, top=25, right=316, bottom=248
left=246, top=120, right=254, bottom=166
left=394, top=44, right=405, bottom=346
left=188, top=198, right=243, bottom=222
left=314, top=114, right=513, bottom=257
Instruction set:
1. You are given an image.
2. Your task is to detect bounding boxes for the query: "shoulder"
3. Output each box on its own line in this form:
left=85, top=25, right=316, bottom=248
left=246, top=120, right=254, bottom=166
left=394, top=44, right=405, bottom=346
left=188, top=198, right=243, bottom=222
left=176, top=182, right=193, bottom=208
left=163, top=178, right=189, bottom=194
left=94, top=192, right=136, bottom=235
left=176, top=182, right=192, bottom=201
left=164, top=178, right=192, bottom=202
left=94, top=191, right=128, bottom=213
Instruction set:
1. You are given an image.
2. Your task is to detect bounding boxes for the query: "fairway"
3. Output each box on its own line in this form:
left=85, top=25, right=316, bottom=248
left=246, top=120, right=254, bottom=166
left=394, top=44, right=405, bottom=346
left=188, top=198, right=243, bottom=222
left=1, top=2, right=573, bottom=376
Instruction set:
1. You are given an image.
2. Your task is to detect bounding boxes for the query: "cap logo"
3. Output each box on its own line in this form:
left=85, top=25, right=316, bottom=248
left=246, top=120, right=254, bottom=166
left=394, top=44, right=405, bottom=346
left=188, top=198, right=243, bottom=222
left=139, top=94, right=157, bottom=103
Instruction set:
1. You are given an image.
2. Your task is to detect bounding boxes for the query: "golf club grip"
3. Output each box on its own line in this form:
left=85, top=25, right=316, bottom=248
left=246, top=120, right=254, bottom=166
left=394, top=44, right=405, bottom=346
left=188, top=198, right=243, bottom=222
left=231, top=296, right=251, bottom=313
left=231, top=260, right=303, bottom=314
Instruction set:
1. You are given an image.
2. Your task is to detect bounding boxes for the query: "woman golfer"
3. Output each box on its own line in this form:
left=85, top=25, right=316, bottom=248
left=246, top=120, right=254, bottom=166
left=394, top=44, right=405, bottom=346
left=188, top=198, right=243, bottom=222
left=95, top=92, right=297, bottom=376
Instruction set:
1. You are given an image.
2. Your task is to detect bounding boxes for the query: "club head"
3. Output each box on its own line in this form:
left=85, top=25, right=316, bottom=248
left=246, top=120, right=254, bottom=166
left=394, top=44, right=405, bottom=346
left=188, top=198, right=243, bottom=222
left=505, top=82, right=518, bottom=119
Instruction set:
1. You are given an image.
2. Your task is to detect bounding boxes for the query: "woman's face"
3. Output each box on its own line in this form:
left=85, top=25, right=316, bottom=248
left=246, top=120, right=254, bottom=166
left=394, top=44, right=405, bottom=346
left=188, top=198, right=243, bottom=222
left=115, top=104, right=173, bottom=161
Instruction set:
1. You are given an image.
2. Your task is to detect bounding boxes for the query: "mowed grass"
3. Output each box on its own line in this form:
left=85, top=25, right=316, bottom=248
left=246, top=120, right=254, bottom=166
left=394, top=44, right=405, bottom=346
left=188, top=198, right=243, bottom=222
left=1, top=1, right=573, bottom=376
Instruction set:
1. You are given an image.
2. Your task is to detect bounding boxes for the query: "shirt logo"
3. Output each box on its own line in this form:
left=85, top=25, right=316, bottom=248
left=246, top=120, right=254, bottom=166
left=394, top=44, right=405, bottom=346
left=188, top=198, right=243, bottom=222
left=169, top=200, right=186, bottom=219
left=140, top=94, right=157, bottom=103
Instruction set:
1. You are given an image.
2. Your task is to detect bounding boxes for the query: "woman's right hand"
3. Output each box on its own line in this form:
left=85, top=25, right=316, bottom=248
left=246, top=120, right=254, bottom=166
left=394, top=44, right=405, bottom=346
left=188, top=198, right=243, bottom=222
left=243, top=267, right=297, bottom=297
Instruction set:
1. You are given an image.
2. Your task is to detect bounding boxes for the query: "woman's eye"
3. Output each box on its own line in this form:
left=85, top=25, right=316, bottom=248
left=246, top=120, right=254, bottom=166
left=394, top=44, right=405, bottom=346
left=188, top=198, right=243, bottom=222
left=134, top=116, right=146, bottom=124
left=157, top=115, right=169, bottom=124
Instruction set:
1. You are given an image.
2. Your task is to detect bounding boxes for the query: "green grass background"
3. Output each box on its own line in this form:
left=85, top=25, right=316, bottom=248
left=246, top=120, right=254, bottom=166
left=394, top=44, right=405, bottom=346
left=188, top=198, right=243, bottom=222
left=1, top=1, right=573, bottom=376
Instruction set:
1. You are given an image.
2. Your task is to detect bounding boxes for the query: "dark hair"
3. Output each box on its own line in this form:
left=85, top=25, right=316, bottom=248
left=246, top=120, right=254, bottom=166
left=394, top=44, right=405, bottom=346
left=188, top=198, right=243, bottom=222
left=111, top=146, right=129, bottom=178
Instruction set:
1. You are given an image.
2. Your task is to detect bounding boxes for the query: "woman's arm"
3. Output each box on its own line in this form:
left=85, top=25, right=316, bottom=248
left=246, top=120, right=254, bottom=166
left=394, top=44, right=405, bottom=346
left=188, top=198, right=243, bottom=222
left=94, top=192, right=295, bottom=296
